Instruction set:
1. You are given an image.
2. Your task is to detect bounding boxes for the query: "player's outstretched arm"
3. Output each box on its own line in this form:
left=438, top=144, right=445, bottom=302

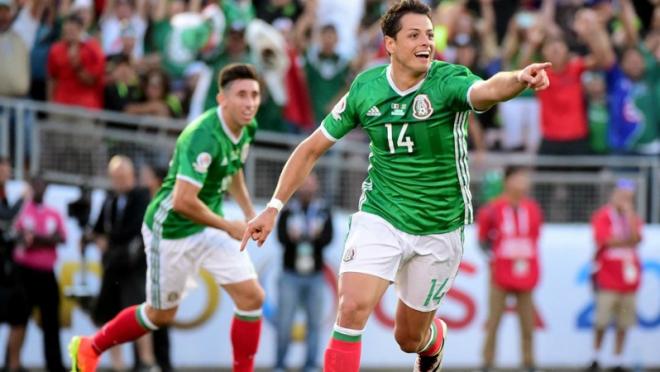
left=172, top=179, right=246, bottom=240
left=240, top=129, right=335, bottom=250
left=469, top=62, right=552, bottom=111
left=228, top=170, right=256, bottom=220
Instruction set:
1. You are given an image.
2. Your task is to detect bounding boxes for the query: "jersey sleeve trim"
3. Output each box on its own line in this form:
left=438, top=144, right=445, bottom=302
left=466, top=81, right=488, bottom=114
left=176, top=174, right=203, bottom=188
left=320, top=124, right=339, bottom=142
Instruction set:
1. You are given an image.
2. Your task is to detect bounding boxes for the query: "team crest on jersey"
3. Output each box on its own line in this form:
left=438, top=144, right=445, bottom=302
left=412, top=94, right=433, bottom=119
left=331, top=94, right=348, bottom=120
left=193, top=152, right=212, bottom=173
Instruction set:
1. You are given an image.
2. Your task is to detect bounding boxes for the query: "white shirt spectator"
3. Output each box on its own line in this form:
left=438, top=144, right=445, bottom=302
left=315, top=0, right=363, bottom=59
left=100, top=14, right=146, bottom=58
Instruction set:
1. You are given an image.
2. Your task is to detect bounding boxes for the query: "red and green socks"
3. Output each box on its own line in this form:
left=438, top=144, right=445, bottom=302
left=323, top=324, right=364, bottom=372
left=231, top=308, right=263, bottom=372
left=92, top=304, right=158, bottom=354
left=418, top=318, right=444, bottom=357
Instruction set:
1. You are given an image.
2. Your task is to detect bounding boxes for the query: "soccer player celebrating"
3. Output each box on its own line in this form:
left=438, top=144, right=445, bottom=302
left=69, top=64, right=265, bottom=372
left=242, top=1, right=551, bottom=371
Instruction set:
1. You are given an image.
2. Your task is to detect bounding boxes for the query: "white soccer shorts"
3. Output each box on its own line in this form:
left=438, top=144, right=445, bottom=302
left=142, top=225, right=257, bottom=310
left=339, top=211, right=464, bottom=312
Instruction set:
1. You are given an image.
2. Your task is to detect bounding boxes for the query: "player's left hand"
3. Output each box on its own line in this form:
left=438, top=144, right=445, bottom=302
left=240, top=207, right=278, bottom=251
left=517, top=62, right=551, bottom=91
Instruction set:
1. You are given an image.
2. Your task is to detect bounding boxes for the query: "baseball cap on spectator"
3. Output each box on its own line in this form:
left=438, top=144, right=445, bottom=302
left=586, top=0, right=610, bottom=6
left=616, top=178, right=636, bottom=192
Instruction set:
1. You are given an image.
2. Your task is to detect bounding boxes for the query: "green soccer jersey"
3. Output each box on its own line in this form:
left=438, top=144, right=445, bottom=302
left=144, top=107, right=256, bottom=239
left=322, top=61, right=482, bottom=235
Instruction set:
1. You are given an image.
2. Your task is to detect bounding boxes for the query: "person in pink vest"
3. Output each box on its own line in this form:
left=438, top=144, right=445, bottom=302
left=477, top=166, right=544, bottom=372
left=588, top=179, right=643, bottom=372
left=12, top=175, right=67, bottom=372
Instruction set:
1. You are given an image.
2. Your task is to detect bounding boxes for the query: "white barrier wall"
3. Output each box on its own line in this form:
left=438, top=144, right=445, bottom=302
left=2, top=183, right=659, bottom=369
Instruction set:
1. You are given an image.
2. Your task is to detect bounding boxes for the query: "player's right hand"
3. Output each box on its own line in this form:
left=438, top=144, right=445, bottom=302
left=226, top=220, right=248, bottom=241
left=240, top=207, right=278, bottom=251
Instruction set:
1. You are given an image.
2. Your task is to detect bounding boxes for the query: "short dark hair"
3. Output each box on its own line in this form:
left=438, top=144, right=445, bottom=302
left=64, top=13, right=85, bottom=27
left=504, top=165, right=529, bottom=180
left=380, top=0, right=432, bottom=39
left=218, top=63, right=259, bottom=90
left=320, top=23, right=337, bottom=34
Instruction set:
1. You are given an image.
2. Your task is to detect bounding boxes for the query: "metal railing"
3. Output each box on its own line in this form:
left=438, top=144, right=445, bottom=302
left=1, top=97, right=659, bottom=223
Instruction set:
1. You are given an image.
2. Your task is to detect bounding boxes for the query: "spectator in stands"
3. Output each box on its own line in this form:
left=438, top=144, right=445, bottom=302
left=477, top=166, right=544, bottom=372
left=589, top=179, right=643, bottom=372
left=605, top=0, right=660, bottom=155
left=92, top=155, right=157, bottom=371
left=0, top=0, right=30, bottom=98
left=203, top=23, right=251, bottom=111
left=124, top=69, right=183, bottom=118
left=26, top=0, right=61, bottom=102
left=275, top=173, right=333, bottom=372
left=47, top=13, right=105, bottom=109
left=146, top=0, right=200, bottom=80
left=104, top=54, right=143, bottom=112
left=584, top=72, right=609, bottom=154
left=498, top=12, right=544, bottom=152
left=100, top=0, right=147, bottom=59
left=0, top=157, right=30, bottom=372
left=13, top=175, right=67, bottom=372
left=525, top=8, right=615, bottom=155
left=302, top=23, right=350, bottom=126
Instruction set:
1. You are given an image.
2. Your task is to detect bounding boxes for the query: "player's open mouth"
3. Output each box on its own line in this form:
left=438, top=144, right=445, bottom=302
left=414, top=51, right=431, bottom=61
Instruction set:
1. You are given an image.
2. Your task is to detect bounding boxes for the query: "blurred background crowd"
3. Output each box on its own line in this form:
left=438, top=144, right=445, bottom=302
left=0, top=0, right=659, bottom=155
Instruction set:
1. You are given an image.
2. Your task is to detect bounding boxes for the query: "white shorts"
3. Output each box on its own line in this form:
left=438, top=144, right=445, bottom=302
left=142, top=225, right=257, bottom=310
left=339, top=212, right=464, bottom=312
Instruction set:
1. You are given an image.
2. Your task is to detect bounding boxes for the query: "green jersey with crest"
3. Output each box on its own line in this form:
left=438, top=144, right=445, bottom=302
left=144, top=107, right=256, bottom=239
left=322, top=61, right=482, bottom=235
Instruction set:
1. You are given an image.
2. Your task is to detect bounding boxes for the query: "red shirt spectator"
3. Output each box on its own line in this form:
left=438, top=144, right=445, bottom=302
left=536, top=58, right=588, bottom=141
left=592, top=197, right=643, bottom=293
left=478, top=196, right=543, bottom=291
left=47, top=15, right=105, bottom=109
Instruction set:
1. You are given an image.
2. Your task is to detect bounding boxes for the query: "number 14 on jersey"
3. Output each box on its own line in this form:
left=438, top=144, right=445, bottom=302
left=385, top=123, right=415, bottom=154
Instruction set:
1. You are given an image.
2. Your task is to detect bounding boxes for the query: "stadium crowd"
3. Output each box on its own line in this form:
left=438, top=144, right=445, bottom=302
left=0, top=0, right=659, bottom=155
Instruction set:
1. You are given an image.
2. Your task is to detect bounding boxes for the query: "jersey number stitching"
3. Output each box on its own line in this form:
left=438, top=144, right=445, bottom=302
left=385, top=123, right=415, bottom=154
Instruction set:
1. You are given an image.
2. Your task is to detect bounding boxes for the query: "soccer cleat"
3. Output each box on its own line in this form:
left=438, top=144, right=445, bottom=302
left=413, top=318, right=447, bottom=372
left=68, top=336, right=100, bottom=372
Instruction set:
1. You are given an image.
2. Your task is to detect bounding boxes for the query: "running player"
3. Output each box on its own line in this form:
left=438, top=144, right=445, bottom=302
left=242, top=1, right=551, bottom=371
left=69, top=63, right=265, bottom=372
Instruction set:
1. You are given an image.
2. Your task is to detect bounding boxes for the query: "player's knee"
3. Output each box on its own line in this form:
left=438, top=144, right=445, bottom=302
left=336, top=296, right=370, bottom=328
left=394, top=327, right=425, bottom=353
left=145, top=306, right=177, bottom=327
left=236, top=286, right=265, bottom=311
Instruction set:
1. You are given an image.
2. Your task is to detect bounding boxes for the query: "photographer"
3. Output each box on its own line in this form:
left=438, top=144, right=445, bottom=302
left=92, top=155, right=156, bottom=371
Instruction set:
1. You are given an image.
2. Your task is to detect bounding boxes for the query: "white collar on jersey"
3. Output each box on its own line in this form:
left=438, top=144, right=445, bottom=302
left=386, top=64, right=427, bottom=96
left=216, top=106, right=243, bottom=145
